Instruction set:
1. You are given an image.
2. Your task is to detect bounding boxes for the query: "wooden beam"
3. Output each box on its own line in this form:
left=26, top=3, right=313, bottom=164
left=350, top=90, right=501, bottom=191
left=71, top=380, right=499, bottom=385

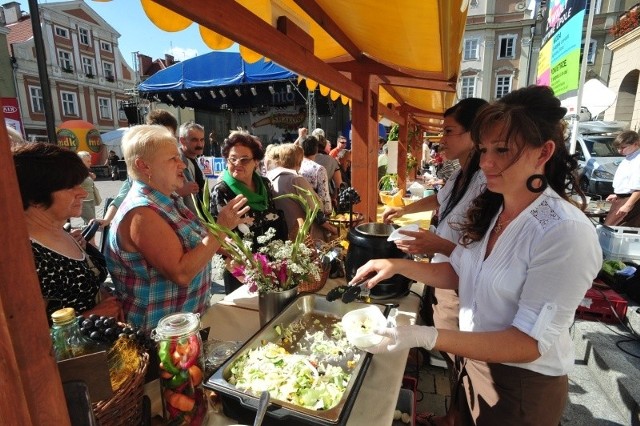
left=153, top=0, right=363, bottom=102
left=378, top=75, right=457, bottom=92
left=351, top=72, right=379, bottom=222
left=401, top=104, right=444, bottom=121
left=378, top=102, right=405, bottom=125
left=0, top=110, right=71, bottom=424
left=292, top=0, right=363, bottom=61
left=276, top=16, right=314, bottom=52
left=331, top=56, right=448, bottom=80
left=397, top=111, right=410, bottom=194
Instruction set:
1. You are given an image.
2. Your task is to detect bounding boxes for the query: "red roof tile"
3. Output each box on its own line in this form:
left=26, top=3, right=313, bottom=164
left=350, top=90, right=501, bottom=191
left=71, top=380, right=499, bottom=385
left=6, top=17, right=34, bottom=51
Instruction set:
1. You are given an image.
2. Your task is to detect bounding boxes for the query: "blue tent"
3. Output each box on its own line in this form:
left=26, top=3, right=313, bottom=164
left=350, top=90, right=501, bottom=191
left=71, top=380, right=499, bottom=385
left=138, top=51, right=298, bottom=110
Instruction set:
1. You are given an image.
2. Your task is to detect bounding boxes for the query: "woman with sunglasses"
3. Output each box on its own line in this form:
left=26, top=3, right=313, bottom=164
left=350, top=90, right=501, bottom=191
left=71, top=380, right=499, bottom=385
left=210, top=131, right=289, bottom=294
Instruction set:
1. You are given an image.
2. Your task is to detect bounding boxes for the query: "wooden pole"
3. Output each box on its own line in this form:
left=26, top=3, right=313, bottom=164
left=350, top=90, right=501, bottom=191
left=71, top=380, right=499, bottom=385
left=0, top=106, right=71, bottom=424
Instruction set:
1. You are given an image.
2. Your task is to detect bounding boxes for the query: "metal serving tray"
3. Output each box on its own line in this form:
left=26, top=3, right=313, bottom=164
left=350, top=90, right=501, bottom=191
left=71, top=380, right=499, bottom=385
left=205, top=294, right=388, bottom=426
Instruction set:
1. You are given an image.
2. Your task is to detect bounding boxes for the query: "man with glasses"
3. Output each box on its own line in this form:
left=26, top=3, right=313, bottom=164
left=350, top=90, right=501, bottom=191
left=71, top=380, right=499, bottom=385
left=177, top=121, right=206, bottom=214
left=604, top=130, right=640, bottom=226
left=329, top=135, right=348, bottom=158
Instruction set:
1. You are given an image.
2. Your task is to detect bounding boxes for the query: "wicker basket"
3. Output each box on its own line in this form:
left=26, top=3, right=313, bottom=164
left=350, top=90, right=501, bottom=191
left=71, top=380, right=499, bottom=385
left=92, top=350, right=149, bottom=426
left=297, top=237, right=332, bottom=293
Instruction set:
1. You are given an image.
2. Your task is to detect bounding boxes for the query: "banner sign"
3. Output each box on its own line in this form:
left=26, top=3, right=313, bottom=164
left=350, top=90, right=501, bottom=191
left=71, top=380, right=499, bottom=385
left=2, top=97, right=25, bottom=138
left=536, top=0, right=587, bottom=100
left=197, top=156, right=226, bottom=177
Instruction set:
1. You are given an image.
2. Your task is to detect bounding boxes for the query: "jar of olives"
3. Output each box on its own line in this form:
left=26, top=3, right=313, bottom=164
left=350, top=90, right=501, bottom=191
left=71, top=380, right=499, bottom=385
left=151, top=312, right=208, bottom=425
left=50, top=307, right=101, bottom=361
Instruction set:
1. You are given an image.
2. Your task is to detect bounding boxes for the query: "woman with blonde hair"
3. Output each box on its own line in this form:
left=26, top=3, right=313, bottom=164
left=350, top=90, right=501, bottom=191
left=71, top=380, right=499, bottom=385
left=106, top=125, right=250, bottom=330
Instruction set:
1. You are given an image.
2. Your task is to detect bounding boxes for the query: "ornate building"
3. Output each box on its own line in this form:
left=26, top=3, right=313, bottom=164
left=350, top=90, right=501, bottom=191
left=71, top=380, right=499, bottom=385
left=2, top=1, right=135, bottom=141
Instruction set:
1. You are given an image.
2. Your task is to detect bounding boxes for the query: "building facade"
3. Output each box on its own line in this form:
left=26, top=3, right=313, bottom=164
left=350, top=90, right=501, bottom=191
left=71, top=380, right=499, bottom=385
left=457, top=0, right=635, bottom=111
left=2, top=1, right=135, bottom=142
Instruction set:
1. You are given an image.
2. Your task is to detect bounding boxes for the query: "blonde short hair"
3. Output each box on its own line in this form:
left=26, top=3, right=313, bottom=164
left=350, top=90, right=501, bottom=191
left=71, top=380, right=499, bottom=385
left=121, top=125, right=177, bottom=180
left=77, top=150, right=91, bottom=160
left=264, top=143, right=303, bottom=170
left=6, top=126, right=25, bottom=147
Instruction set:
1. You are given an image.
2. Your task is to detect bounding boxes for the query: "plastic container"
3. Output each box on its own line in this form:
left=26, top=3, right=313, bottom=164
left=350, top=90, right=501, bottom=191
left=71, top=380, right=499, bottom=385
left=341, top=305, right=387, bottom=349
left=151, top=312, right=208, bottom=425
left=596, top=225, right=640, bottom=262
left=50, top=307, right=100, bottom=361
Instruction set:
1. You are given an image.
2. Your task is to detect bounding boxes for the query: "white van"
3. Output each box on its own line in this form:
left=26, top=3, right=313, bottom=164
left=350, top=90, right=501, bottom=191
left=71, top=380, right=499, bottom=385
left=568, top=121, right=627, bottom=196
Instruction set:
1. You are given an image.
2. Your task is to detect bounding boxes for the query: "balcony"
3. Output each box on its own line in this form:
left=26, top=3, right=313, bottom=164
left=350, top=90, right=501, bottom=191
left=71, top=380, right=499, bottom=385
left=105, top=75, right=115, bottom=82
left=61, top=66, right=73, bottom=74
left=85, top=73, right=95, bottom=79
left=610, top=3, right=640, bottom=39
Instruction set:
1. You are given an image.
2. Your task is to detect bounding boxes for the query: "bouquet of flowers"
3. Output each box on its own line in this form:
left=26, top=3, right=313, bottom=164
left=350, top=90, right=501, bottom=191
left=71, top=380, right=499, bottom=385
left=194, top=183, right=322, bottom=294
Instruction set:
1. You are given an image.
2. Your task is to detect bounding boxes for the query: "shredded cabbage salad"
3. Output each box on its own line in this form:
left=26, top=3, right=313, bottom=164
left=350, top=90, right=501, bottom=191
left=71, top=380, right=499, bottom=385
left=229, top=317, right=360, bottom=411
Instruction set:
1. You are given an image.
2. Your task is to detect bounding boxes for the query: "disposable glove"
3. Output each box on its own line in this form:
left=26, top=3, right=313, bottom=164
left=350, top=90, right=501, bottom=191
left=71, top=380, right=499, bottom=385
left=365, top=325, right=438, bottom=354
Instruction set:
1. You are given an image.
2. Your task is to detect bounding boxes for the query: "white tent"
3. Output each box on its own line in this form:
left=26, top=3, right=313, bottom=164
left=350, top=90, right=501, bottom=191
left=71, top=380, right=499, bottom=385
left=562, top=79, right=617, bottom=120
left=100, top=128, right=128, bottom=157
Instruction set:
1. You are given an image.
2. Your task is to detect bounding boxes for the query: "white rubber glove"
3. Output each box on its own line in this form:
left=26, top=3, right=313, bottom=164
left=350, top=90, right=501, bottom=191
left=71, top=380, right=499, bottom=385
left=365, top=325, right=438, bottom=354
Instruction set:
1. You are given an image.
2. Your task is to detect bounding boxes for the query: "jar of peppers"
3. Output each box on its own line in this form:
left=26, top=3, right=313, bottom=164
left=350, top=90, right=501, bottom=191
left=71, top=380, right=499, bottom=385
left=151, top=312, right=208, bottom=425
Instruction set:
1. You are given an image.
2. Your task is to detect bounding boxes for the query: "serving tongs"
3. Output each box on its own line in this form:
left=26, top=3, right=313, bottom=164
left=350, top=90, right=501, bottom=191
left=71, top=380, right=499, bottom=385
left=325, top=279, right=371, bottom=303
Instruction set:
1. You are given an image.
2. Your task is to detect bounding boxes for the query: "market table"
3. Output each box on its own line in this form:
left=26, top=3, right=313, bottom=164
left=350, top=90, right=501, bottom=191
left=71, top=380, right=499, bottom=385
left=145, top=278, right=426, bottom=425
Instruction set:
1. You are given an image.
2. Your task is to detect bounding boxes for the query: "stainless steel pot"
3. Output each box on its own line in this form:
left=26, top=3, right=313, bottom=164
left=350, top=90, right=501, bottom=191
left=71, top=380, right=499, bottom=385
left=345, top=223, right=411, bottom=299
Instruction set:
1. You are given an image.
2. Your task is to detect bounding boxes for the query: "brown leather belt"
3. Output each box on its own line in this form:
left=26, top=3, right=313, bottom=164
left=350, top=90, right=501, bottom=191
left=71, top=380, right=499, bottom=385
left=616, top=193, right=632, bottom=198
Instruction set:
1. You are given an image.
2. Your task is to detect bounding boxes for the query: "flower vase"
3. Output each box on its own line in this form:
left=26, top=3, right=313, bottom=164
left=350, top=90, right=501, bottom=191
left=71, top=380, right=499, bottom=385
left=258, top=287, right=298, bottom=326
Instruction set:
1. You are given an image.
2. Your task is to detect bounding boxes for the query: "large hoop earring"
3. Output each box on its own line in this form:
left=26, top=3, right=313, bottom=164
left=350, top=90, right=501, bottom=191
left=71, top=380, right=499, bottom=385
left=526, top=174, right=547, bottom=193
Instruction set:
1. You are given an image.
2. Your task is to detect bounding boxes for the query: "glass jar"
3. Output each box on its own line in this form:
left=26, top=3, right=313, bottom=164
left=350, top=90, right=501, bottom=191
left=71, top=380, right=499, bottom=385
left=151, top=312, right=208, bottom=425
left=50, top=307, right=99, bottom=361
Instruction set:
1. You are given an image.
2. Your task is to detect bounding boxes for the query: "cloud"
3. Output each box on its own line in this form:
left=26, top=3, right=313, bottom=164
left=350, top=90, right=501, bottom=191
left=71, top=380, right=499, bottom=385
left=165, top=47, right=198, bottom=60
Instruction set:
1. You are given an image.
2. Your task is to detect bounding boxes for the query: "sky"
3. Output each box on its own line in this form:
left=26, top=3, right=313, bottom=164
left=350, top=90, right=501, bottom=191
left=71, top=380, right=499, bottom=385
left=17, top=0, right=238, bottom=66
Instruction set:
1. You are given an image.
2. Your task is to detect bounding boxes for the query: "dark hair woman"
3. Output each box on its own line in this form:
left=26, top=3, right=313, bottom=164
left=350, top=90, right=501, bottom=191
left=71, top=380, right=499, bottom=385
left=351, top=86, right=601, bottom=425
left=13, top=143, right=122, bottom=321
left=210, top=130, right=288, bottom=294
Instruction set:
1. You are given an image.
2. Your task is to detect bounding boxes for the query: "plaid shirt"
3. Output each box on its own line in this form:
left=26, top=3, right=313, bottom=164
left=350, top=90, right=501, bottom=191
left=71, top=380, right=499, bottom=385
left=106, top=181, right=210, bottom=330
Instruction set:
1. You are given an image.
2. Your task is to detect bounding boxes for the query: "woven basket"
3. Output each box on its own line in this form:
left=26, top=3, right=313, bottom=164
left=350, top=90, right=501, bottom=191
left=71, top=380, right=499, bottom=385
left=297, top=237, right=331, bottom=293
left=92, top=350, right=149, bottom=426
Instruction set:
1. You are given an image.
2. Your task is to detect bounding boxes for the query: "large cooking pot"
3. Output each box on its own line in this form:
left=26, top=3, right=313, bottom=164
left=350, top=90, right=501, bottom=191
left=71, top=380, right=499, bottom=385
left=345, top=223, right=412, bottom=299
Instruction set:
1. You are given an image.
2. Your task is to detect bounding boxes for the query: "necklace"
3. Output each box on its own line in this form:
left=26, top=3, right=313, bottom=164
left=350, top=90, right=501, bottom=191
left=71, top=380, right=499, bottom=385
left=492, top=213, right=514, bottom=235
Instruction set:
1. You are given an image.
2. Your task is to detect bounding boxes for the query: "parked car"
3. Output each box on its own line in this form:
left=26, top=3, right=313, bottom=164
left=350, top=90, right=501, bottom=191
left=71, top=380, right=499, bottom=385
left=567, top=121, right=627, bottom=196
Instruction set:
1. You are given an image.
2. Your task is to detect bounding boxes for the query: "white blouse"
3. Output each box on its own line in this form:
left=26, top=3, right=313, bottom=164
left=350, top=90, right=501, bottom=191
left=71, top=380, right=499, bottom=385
left=433, top=168, right=486, bottom=263
left=612, top=149, right=640, bottom=194
left=449, top=188, right=602, bottom=376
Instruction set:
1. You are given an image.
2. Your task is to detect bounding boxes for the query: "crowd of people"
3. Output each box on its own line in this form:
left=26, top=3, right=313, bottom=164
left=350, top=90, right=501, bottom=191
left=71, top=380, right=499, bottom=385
left=8, top=85, right=617, bottom=425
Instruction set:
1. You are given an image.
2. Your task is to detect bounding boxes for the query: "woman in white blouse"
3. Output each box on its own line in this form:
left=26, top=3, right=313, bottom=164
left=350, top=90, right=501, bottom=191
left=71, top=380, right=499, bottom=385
left=351, top=86, right=602, bottom=425
left=604, top=130, right=640, bottom=226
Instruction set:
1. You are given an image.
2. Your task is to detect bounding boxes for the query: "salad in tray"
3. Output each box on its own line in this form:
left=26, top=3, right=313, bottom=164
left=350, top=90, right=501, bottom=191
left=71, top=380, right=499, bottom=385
left=227, top=313, right=362, bottom=410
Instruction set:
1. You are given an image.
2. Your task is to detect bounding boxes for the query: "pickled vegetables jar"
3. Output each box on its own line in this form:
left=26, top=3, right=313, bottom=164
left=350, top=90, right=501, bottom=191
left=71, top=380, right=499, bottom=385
left=151, top=313, right=208, bottom=425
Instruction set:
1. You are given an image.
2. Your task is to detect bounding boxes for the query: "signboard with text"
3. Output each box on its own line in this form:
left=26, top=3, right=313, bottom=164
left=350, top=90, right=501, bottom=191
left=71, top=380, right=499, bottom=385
left=536, top=0, right=587, bottom=100
left=1, top=97, right=25, bottom=138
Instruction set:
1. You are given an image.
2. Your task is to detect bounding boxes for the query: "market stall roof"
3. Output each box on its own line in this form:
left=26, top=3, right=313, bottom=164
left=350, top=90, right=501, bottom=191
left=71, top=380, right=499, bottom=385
left=116, top=0, right=466, bottom=127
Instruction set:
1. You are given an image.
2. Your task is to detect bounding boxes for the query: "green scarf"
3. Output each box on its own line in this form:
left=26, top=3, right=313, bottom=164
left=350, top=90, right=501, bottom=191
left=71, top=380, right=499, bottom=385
left=222, top=169, right=268, bottom=211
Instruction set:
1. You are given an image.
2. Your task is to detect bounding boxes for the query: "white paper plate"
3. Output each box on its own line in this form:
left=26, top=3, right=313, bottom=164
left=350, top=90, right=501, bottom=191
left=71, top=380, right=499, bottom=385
left=387, top=223, right=419, bottom=242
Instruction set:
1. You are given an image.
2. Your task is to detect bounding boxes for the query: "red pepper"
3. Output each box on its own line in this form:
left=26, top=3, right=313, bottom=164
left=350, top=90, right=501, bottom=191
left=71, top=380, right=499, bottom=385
left=176, top=334, right=200, bottom=369
left=190, top=389, right=208, bottom=426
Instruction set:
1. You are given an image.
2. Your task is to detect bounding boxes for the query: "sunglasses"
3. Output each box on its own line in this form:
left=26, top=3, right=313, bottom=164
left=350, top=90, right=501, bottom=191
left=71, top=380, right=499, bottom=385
left=227, top=156, right=254, bottom=166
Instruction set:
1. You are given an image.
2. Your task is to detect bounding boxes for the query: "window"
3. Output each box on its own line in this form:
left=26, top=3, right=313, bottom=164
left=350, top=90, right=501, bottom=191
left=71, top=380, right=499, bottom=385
left=464, top=39, right=479, bottom=60
left=58, top=49, right=73, bottom=71
left=585, top=0, right=602, bottom=14
left=103, top=62, right=114, bottom=80
left=82, top=57, right=95, bottom=76
left=29, top=86, right=44, bottom=113
left=100, top=41, right=112, bottom=52
left=497, top=35, right=516, bottom=59
left=117, top=100, right=127, bottom=121
left=581, top=40, right=597, bottom=65
left=495, top=75, right=512, bottom=98
left=79, top=27, right=90, bottom=46
left=460, top=76, right=477, bottom=99
left=98, top=97, right=112, bottom=119
left=54, top=26, right=69, bottom=38
left=61, top=91, right=78, bottom=116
